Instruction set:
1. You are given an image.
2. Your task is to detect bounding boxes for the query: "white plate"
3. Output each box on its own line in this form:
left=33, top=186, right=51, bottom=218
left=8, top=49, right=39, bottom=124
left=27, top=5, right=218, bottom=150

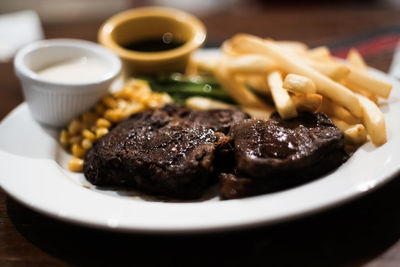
left=1, top=60, right=400, bottom=234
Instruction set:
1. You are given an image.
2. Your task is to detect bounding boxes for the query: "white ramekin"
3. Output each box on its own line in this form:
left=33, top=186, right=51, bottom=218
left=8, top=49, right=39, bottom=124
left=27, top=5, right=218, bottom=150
left=14, top=39, right=121, bottom=127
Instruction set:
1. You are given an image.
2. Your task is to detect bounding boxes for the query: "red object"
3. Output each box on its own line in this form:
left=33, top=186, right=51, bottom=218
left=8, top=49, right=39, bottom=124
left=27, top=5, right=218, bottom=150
left=332, top=34, right=400, bottom=58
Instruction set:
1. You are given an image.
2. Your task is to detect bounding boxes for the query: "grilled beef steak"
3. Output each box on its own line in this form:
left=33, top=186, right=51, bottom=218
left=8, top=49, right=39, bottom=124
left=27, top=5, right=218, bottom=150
left=219, top=112, right=348, bottom=199
left=84, top=105, right=347, bottom=200
left=83, top=105, right=248, bottom=199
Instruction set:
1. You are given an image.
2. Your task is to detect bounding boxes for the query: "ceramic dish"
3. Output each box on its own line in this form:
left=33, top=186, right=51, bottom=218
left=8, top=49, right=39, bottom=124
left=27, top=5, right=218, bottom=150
left=14, top=39, right=121, bottom=126
left=1, top=50, right=399, bottom=234
left=98, top=6, right=206, bottom=75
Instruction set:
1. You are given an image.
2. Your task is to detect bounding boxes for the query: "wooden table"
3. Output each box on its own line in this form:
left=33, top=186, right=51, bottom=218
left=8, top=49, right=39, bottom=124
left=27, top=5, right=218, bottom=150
left=2, top=5, right=400, bottom=266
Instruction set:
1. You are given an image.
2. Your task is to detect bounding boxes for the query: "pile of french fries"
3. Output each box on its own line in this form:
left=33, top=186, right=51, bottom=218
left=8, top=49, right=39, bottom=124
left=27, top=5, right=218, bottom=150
left=187, top=34, right=392, bottom=149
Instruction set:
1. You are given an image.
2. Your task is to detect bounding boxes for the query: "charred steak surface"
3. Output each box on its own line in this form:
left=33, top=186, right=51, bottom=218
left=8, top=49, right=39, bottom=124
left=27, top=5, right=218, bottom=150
left=83, top=105, right=248, bottom=199
left=220, top=112, right=348, bottom=199
left=83, top=105, right=347, bottom=200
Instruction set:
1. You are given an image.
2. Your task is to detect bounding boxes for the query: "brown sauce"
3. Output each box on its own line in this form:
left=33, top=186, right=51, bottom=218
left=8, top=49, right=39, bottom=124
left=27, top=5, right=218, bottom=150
left=122, top=38, right=185, bottom=52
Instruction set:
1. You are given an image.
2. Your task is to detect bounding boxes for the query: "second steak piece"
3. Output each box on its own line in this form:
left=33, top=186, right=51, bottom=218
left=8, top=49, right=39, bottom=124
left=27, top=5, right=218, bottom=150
left=220, top=112, right=348, bottom=199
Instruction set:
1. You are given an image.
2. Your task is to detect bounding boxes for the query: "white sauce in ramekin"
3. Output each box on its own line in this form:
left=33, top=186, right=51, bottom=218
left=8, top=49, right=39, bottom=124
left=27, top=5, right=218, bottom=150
left=14, top=38, right=121, bottom=126
left=37, top=56, right=112, bottom=83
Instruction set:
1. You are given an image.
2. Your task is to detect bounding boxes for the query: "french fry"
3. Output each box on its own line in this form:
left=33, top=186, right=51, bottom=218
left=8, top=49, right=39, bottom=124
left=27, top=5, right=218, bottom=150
left=230, top=34, right=362, bottom=118
left=291, top=93, right=322, bottom=112
left=215, top=58, right=271, bottom=109
left=225, top=54, right=277, bottom=74
left=272, top=41, right=346, bottom=79
left=330, top=117, right=351, bottom=132
left=344, top=124, right=368, bottom=145
left=343, top=81, right=379, bottom=104
left=345, top=66, right=392, bottom=98
left=222, top=40, right=243, bottom=57
left=305, top=46, right=331, bottom=60
left=275, top=47, right=350, bottom=81
left=185, top=96, right=234, bottom=110
left=187, top=53, right=219, bottom=74
left=331, top=118, right=367, bottom=146
left=271, top=44, right=350, bottom=80
left=267, top=71, right=298, bottom=119
left=241, top=105, right=275, bottom=119
left=347, top=48, right=367, bottom=72
left=185, top=96, right=274, bottom=119
left=305, top=58, right=350, bottom=81
left=318, top=97, right=360, bottom=125
left=283, top=73, right=317, bottom=94
left=185, top=58, right=199, bottom=76
left=236, top=74, right=271, bottom=97
left=265, top=40, right=348, bottom=80
left=274, top=40, right=308, bottom=52
left=356, top=94, right=387, bottom=146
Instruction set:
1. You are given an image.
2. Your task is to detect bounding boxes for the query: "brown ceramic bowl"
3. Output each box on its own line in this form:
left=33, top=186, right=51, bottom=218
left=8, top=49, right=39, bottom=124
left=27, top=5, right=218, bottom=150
left=98, top=6, right=206, bottom=76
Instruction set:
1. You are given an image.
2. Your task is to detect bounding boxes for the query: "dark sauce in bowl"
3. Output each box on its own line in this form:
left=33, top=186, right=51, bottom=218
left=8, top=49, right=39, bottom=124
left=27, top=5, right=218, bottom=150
left=123, top=33, right=185, bottom=52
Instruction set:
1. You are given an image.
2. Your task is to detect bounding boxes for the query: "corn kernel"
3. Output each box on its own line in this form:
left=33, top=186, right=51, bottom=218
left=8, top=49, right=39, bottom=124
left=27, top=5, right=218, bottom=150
left=96, top=127, right=109, bottom=139
left=123, top=103, right=144, bottom=116
left=82, top=129, right=96, bottom=142
left=81, top=138, right=93, bottom=150
left=125, top=79, right=149, bottom=91
left=135, top=80, right=150, bottom=87
left=161, top=93, right=173, bottom=104
left=137, top=93, right=151, bottom=104
left=96, top=118, right=111, bottom=129
left=148, top=99, right=160, bottom=109
left=60, top=130, right=69, bottom=147
left=117, top=99, right=128, bottom=109
left=68, top=157, right=84, bottom=172
left=124, top=79, right=137, bottom=88
left=104, top=109, right=125, bottom=123
left=114, top=88, right=134, bottom=100
left=68, top=119, right=81, bottom=136
left=139, top=86, right=152, bottom=95
left=71, top=143, right=86, bottom=158
left=102, top=96, right=118, bottom=108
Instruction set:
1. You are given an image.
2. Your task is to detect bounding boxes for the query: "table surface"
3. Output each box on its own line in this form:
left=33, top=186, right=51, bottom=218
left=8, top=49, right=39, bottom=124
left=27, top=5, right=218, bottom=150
left=2, top=5, right=400, bottom=266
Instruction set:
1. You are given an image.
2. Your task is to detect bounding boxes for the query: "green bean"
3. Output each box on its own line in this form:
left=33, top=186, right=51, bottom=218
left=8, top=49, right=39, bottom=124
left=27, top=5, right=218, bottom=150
left=142, top=73, right=235, bottom=104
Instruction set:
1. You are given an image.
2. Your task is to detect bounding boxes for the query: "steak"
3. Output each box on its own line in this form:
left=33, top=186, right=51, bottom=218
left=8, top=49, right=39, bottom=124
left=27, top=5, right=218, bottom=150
left=219, top=112, right=348, bottom=199
left=83, top=105, right=248, bottom=199
left=84, top=105, right=347, bottom=200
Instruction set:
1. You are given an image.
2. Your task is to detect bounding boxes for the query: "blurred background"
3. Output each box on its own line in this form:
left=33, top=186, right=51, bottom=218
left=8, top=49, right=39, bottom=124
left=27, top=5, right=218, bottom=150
left=1, top=0, right=400, bottom=22
left=1, top=0, right=400, bottom=60
left=1, top=0, right=400, bottom=64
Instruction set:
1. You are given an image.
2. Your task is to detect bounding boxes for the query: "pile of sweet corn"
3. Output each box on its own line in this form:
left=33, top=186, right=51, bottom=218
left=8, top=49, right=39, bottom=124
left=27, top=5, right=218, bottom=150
left=60, top=79, right=172, bottom=172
